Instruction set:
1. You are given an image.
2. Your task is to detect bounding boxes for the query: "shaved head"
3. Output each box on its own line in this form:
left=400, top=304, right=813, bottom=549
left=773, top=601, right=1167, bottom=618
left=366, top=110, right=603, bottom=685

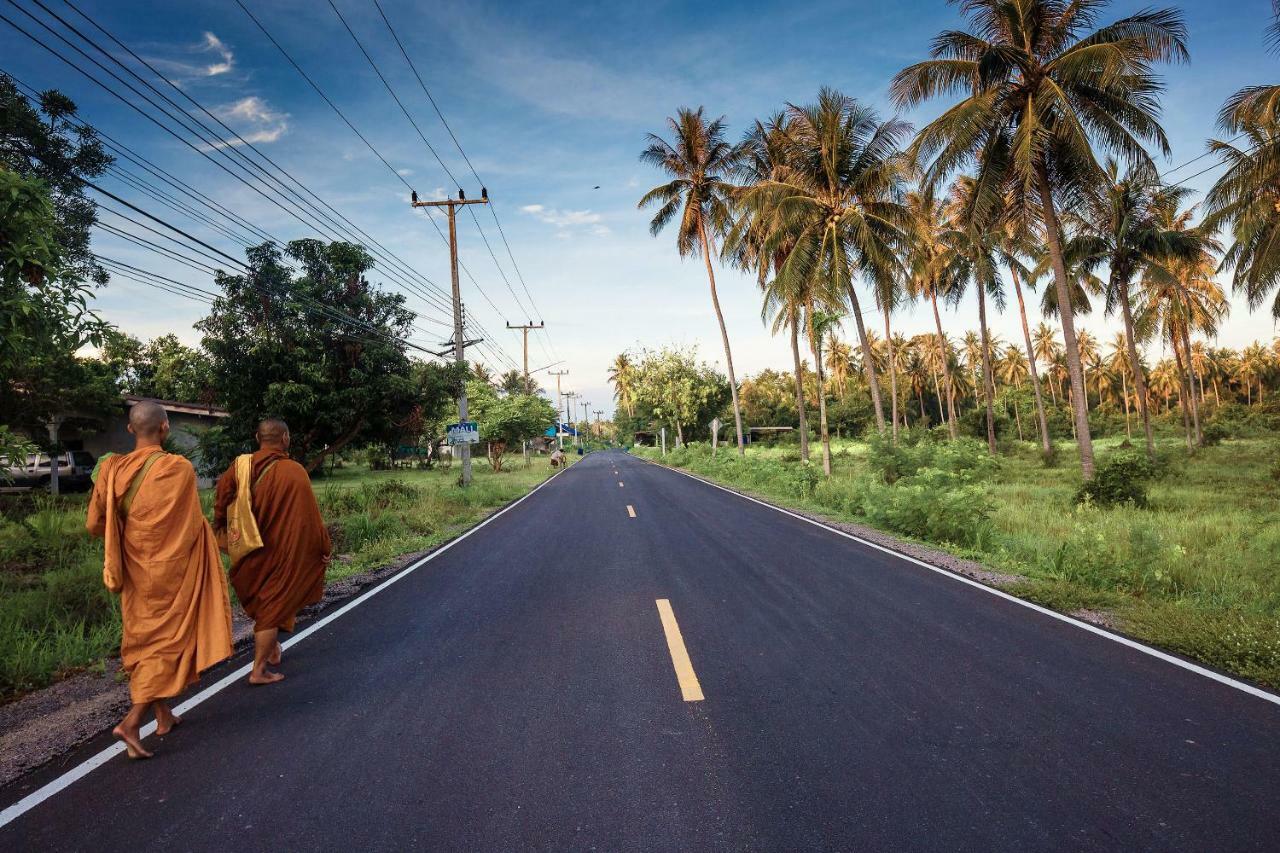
left=128, top=401, right=169, bottom=439
left=256, top=418, right=290, bottom=449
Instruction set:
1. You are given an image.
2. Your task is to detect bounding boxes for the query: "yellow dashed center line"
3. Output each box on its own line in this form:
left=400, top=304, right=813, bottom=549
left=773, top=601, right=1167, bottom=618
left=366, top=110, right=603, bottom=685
left=627, top=504, right=636, bottom=518
left=655, top=599, right=704, bottom=702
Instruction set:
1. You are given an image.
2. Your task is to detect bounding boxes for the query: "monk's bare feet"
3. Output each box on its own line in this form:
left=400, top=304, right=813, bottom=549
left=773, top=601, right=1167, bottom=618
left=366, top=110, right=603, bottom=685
left=248, top=669, right=285, bottom=686
left=113, top=724, right=153, bottom=760
left=155, top=706, right=181, bottom=736
left=267, top=641, right=281, bottom=666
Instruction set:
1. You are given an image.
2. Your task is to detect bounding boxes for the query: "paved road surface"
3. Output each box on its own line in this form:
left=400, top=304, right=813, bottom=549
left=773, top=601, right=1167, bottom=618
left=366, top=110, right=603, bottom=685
left=2, top=449, right=1278, bottom=851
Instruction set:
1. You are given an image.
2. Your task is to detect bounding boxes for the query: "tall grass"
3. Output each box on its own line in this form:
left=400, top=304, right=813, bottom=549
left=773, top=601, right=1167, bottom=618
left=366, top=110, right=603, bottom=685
left=637, top=435, right=1280, bottom=688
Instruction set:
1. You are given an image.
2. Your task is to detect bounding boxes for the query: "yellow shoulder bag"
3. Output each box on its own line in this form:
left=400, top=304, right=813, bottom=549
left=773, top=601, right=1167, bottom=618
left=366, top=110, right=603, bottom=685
left=225, top=454, right=279, bottom=567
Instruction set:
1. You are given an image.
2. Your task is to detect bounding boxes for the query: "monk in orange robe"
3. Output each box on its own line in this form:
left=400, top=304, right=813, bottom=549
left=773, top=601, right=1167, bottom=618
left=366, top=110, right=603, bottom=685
left=87, top=401, right=234, bottom=759
left=213, top=418, right=330, bottom=686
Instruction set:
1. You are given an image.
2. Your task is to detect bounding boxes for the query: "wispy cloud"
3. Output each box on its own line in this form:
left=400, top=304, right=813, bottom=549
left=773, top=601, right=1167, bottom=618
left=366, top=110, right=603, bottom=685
left=521, top=204, right=606, bottom=231
left=199, top=32, right=234, bottom=76
left=202, top=96, right=288, bottom=148
left=145, top=31, right=237, bottom=83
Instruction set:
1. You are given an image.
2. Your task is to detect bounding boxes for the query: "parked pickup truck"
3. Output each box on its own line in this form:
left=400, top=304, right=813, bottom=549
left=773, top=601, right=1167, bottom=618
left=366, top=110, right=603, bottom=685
left=0, top=451, right=96, bottom=492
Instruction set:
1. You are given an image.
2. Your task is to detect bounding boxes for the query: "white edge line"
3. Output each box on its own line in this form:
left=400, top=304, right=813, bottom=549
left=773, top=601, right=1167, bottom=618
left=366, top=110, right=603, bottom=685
left=0, top=464, right=572, bottom=829
left=644, top=458, right=1280, bottom=709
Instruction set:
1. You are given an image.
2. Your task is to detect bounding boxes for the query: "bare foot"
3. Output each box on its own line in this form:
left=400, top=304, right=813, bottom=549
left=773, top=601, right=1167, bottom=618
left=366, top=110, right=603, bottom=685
left=248, top=670, right=285, bottom=686
left=155, top=708, right=182, bottom=736
left=112, top=724, right=154, bottom=760
left=268, top=641, right=282, bottom=666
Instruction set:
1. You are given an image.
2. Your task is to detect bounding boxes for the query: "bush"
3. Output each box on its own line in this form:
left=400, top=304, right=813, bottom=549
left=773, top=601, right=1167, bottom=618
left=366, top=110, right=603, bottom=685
left=1075, top=453, right=1155, bottom=508
left=1199, top=421, right=1229, bottom=447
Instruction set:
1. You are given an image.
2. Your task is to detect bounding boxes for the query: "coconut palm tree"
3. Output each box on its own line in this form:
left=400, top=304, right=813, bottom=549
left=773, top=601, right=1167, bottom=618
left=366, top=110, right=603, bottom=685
left=904, top=183, right=960, bottom=437
left=1106, top=333, right=1134, bottom=439
left=1032, top=323, right=1063, bottom=405
left=639, top=107, right=747, bottom=454
left=737, top=88, right=911, bottom=436
left=609, top=353, right=637, bottom=419
left=1077, top=158, right=1201, bottom=458
left=876, top=277, right=909, bottom=442
left=892, top=0, right=1190, bottom=478
left=730, top=112, right=810, bottom=460
left=1076, top=330, right=1100, bottom=414
left=996, top=206, right=1052, bottom=454
left=826, top=337, right=853, bottom=401
left=1238, top=342, right=1273, bottom=405
left=808, top=307, right=842, bottom=474
left=944, top=176, right=1002, bottom=453
left=1139, top=213, right=1228, bottom=446
left=1205, top=2, right=1280, bottom=320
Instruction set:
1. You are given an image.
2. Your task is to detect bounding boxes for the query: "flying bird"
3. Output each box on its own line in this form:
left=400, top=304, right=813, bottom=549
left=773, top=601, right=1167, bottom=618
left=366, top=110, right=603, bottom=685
left=593, top=185, right=600, bottom=189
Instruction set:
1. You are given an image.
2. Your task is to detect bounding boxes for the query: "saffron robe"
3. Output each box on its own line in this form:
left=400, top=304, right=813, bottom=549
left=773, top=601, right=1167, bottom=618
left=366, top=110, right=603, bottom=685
left=213, top=449, right=330, bottom=633
left=87, top=448, right=234, bottom=704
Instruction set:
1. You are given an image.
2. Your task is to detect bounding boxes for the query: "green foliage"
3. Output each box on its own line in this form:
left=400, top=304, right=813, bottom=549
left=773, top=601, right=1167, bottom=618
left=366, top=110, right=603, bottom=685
left=628, top=345, right=731, bottom=440
left=1075, top=453, right=1156, bottom=508
left=196, top=240, right=419, bottom=472
left=103, top=333, right=215, bottom=404
left=0, top=169, right=116, bottom=437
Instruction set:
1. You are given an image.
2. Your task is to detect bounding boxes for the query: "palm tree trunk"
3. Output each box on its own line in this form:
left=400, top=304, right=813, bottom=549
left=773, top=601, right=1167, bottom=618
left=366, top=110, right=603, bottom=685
left=931, top=367, right=945, bottom=426
left=1010, top=264, right=1051, bottom=455
left=884, top=311, right=899, bottom=443
left=976, top=283, right=997, bottom=454
left=789, top=316, right=811, bottom=462
left=929, top=290, right=958, bottom=439
left=1036, top=163, right=1095, bottom=479
left=846, top=283, right=886, bottom=433
left=810, top=316, right=832, bottom=476
left=1117, top=282, right=1156, bottom=459
left=1172, top=338, right=1194, bottom=449
left=1179, top=314, right=1201, bottom=446
left=697, top=220, right=745, bottom=456
left=1121, top=369, right=1132, bottom=440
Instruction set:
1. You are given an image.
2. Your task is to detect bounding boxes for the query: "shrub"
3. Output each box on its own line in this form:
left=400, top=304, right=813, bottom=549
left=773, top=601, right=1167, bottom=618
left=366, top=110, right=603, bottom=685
left=1199, top=421, right=1229, bottom=447
left=1075, top=454, right=1155, bottom=508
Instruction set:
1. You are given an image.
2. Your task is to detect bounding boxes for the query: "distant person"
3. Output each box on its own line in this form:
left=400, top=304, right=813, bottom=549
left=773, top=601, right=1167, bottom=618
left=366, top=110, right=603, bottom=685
left=550, top=448, right=565, bottom=468
left=86, top=401, right=233, bottom=760
left=213, top=419, right=331, bottom=686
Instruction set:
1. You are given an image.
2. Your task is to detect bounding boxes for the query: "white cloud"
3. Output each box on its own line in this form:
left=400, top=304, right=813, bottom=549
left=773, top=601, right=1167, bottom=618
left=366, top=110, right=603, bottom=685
left=202, top=96, right=288, bottom=148
left=397, top=168, right=414, bottom=176
left=199, top=32, right=234, bottom=77
left=521, top=203, right=611, bottom=238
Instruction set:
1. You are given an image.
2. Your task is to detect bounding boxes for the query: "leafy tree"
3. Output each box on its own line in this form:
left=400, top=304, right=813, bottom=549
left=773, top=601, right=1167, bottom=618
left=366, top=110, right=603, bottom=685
left=639, top=107, right=747, bottom=455
left=631, top=346, right=731, bottom=445
left=104, top=333, right=215, bottom=403
left=196, top=240, right=417, bottom=472
left=892, top=0, right=1189, bottom=478
left=0, top=169, right=115, bottom=441
left=466, top=380, right=556, bottom=471
left=0, top=75, right=111, bottom=285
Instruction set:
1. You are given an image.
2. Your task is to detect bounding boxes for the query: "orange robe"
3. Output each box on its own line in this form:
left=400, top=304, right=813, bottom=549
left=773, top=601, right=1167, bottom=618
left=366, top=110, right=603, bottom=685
left=213, top=449, right=330, bottom=633
left=87, top=447, right=234, bottom=704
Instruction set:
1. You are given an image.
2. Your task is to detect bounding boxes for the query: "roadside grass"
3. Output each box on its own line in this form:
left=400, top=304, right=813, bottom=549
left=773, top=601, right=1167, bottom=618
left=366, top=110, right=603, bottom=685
left=634, top=434, right=1280, bottom=689
left=0, top=454, right=571, bottom=701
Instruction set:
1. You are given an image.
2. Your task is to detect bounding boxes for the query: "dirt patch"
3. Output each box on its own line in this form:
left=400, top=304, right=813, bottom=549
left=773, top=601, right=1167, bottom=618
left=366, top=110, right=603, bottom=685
left=1070, top=608, right=1121, bottom=631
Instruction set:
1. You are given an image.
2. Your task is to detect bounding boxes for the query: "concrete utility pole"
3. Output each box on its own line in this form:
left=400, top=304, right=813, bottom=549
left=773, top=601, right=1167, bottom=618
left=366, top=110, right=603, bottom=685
left=412, top=189, right=489, bottom=487
left=45, top=416, right=63, bottom=497
left=506, top=321, right=544, bottom=393
left=564, top=391, right=578, bottom=447
left=580, top=401, right=590, bottom=445
left=548, top=369, right=568, bottom=449
left=594, top=409, right=603, bottom=441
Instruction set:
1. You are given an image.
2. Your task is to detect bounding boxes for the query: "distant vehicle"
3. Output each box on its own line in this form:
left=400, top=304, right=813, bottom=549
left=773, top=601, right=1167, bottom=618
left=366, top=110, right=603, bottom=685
left=0, top=451, right=96, bottom=492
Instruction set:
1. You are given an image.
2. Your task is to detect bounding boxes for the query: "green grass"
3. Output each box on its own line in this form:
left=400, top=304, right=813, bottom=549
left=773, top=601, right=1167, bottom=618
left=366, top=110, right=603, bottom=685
left=0, top=454, right=571, bottom=701
left=634, top=434, right=1280, bottom=689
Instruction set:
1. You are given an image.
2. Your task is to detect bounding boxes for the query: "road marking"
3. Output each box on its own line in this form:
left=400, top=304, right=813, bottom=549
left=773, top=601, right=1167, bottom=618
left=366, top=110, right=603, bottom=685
left=0, top=465, right=575, bottom=829
left=618, top=481, right=624, bottom=487
left=627, top=504, right=636, bottom=517
left=655, top=599, right=704, bottom=702
left=647, top=460, right=1280, bottom=709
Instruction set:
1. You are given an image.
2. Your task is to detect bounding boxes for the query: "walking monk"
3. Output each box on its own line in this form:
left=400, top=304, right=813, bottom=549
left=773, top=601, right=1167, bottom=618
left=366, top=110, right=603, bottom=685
left=213, top=419, right=330, bottom=686
left=87, top=401, right=234, bottom=759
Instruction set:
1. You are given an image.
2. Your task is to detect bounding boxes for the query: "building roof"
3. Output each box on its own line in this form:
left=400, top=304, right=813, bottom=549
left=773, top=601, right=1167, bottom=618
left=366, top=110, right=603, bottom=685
left=123, top=395, right=229, bottom=418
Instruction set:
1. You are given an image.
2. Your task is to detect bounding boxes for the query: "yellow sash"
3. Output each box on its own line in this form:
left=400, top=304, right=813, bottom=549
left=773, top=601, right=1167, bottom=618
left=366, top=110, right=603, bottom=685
left=224, top=454, right=277, bottom=567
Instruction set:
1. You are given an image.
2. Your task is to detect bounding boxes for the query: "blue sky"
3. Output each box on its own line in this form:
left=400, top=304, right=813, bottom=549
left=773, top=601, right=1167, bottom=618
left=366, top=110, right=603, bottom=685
left=2, top=0, right=1275, bottom=417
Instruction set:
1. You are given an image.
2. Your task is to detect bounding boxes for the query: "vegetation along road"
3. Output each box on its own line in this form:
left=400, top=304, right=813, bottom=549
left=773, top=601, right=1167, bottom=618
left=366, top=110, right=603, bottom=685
left=2, top=450, right=1277, bottom=851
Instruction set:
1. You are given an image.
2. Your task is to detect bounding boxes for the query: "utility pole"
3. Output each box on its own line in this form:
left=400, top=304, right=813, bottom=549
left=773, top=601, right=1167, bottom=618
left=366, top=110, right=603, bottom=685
left=564, top=391, right=578, bottom=447
left=580, top=401, right=590, bottom=447
left=507, top=320, right=545, bottom=393
left=412, top=188, right=489, bottom=487
left=548, top=369, right=569, bottom=449
left=594, top=409, right=603, bottom=441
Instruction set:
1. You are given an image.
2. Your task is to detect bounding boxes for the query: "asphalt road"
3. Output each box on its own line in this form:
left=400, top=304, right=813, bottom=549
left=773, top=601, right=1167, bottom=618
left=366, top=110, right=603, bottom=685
left=2, top=449, right=1278, bottom=851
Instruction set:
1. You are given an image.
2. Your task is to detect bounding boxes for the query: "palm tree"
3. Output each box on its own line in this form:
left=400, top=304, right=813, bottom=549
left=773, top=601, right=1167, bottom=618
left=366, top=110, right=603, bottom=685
left=737, top=88, right=911, bottom=436
left=944, top=176, right=1002, bottom=453
left=1076, top=330, right=1100, bottom=414
left=877, top=277, right=908, bottom=442
left=1205, top=2, right=1280, bottom=320
left=1238, top=342, right=1273, bottom=405
left=826, top=337, right=853, bottom=401
left=1138, top=213, right=1228, bottom=446
left=472, top=362, right=493, bottom=385
left=808, top=308, right=842, bottom=475
left=608, top=353, right=637, bottom=419
left=904, top=183, right=960, bottom=437
left=1032, top=323, right=1063, bottom=405
left=1076, top=159, right=1201, bottom=457
left=996, top=205, right=1052, bottom=454
left=1106, top=332, right=1134, bottom=439
left=892, top=0, right=1190, bottom=478
left=639, top=107, right=747, bottom=455
left=730, top=112, right=810, bottom=460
